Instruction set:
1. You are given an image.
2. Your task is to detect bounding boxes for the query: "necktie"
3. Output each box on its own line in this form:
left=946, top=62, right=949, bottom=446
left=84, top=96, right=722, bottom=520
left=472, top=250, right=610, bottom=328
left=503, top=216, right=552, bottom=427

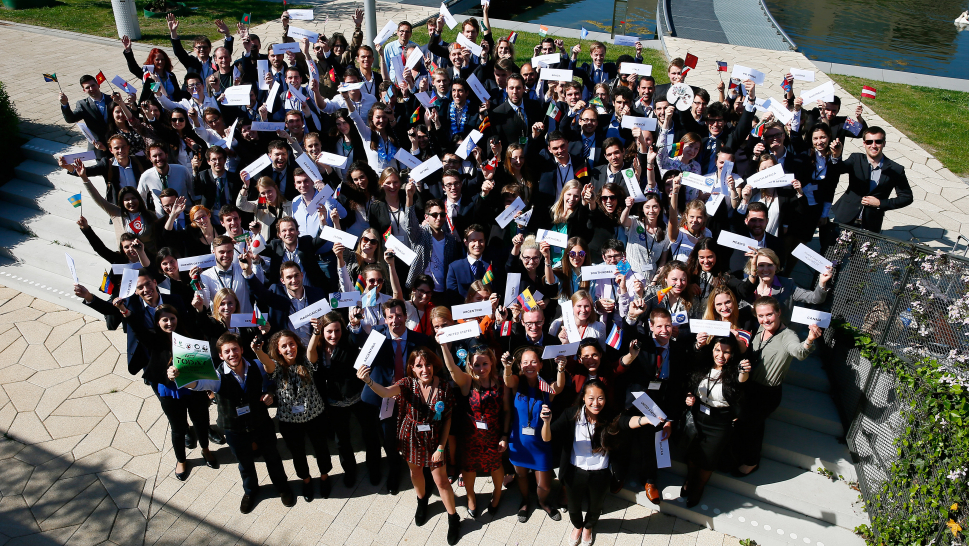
left=516, top=106, right=526, bottom=129
left=656, top=348, right=667, bottom=379
left=160, top=173, right=169, bottom=190
left=393, top=340, right=405, bottom=381
left=595, top=68, right=602, bottom=83
left=471, top=260, right=483, bottom=280
left=583, top=137, right=593, bottom=159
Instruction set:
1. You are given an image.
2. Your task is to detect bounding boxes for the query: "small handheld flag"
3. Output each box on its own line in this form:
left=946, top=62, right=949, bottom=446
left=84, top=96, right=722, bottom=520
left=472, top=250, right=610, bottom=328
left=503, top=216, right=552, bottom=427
left=507, top=31, right=518, bottom=44
left=68, top=193, right=82, bottom=208
left=538, top=377, right=553, bottom=394
left=482, top=265, right=494, bottom=285
left=355, top=274, right=366, bottom=294
left=189, top=272, right=203, bottom=292
left=656, top=285, right=673, bottom=302
left=684, top=53, right=698, bottom=69
left=43, top=73, right=57, bottom=83
left=843, top=117, right=863, bottom=137
left=252, top=304, right=267, bottom=326
left=95, top=71, right=107, bottom=85
left=410, top=107, right=421, bottom=124
left=99, top=271, right=115, bottom=295
left=680, top=66, right=691, bottom=77
left=361, top=287, right=378, bottom=308
left=589, top=96, right=604, bottom=109
left=129, top=215, right=144, bottom=235
left=516, top=288, right=539, bottom=311
left=538, top=25, right=549, bottom=37
left=478, top=115, right=491, bottom=132
left=668, top=142, right=683, bottom=158
left=580, top=28, right=590, bottom=40
left=716, top=61, right=727, bottom=72
left=257, top=196, right=268, bottom=210
left=382, top=226, right=392, bottom=241
left=780, top=78, right=792, bottom=93
left=241, top=13, right=251, bottom=24
left=500, top=321, right=512, bottom=337
left=736, top=329, right=752, bottom=347
left=575, top=166, right=589, bottom=179
left=546, top=101, right=563, bottom=122
left=750, top=119, right=767, bottom=138
left=605, top=323, right=622, bottom=350
left=861, top=85, right=877, bottom=98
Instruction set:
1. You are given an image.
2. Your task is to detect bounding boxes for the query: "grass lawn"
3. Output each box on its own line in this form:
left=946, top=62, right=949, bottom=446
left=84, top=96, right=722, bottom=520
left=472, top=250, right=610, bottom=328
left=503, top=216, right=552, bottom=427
left=830, top=74, right=969, bottom=176
left=0, top=0, right=309, bottom=45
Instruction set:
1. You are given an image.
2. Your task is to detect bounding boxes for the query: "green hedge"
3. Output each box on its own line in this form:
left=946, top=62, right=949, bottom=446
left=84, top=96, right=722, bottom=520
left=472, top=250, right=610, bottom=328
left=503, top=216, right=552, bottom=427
left=835, top=320, right=968, bottom=545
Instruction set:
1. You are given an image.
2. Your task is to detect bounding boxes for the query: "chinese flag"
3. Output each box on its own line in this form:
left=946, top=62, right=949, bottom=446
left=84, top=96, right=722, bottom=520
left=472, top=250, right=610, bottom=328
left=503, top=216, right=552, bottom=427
left=95, top=71, right=107, bottom=85
left=684, top=53, right=698, bottom=69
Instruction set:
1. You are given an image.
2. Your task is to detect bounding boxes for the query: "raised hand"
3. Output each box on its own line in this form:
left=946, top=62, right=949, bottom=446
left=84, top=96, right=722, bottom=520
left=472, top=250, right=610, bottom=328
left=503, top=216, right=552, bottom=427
left=121, top=35, right=132, bottom=51
left=167, top=13, right=179, bottom=37
left=214, top=19, right=230, bottom=37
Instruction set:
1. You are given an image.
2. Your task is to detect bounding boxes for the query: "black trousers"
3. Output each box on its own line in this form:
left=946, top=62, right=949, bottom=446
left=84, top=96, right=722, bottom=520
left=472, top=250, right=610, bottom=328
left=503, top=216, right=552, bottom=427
left=277, top=413, right=333, bottom=479
left=329, top=401, right=383, bottom=476
left=224, top=420, right=291, bottom=496
left=379, top=404, right=403, bottom=480
left=157, top=391, right=210, bottom=463
left=564, top=466, right=611, bottom=530
left=736, top=382, right=783, bottom=466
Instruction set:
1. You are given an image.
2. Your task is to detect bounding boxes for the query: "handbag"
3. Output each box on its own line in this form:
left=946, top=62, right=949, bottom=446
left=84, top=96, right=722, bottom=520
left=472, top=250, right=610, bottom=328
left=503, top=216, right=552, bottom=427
left=677, top=405, right=698, bottom=446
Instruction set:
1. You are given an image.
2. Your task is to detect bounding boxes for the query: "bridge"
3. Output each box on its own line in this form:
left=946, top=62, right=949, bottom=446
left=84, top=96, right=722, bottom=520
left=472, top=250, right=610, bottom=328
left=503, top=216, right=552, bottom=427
left=657, top=0, right=797, bottom=51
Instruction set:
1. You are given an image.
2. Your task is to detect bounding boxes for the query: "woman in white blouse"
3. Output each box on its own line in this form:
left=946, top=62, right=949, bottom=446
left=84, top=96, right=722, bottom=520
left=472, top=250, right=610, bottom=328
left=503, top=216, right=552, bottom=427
left=342, top=93, right=399, bottom=173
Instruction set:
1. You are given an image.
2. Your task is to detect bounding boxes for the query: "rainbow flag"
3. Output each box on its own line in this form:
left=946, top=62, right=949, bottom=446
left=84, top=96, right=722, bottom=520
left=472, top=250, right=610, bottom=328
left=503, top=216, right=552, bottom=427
left=668, top=143, right=683, bottom=158
left=605, top=323, right=622, bottom=350
left=481, top=265, right=494, bottom=285
left=68, top=194, right=82, bottom=208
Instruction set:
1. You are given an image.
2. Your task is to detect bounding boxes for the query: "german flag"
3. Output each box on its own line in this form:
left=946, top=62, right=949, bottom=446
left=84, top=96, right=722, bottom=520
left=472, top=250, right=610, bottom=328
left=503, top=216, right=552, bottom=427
left=478, top=115, right=491, bottom=132
left=575, top=166, right=589, bottom=179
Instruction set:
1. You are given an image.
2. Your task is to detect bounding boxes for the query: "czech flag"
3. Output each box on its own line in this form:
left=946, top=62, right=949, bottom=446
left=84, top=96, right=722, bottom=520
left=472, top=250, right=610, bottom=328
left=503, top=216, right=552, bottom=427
left=684, top=53, right=698, bottom=69
left=668, top=143, right=683, bottom=158
left=716, top=61, right=727, bottom=72
left=861, top=85, right=877, bottom=98
left=68, top=194, right=82, bottom=208
left=98, top=271, right=114, bottom=295
left=482, top=265, right=494, bottom=285
left=605, top=323, right=622, bottom=350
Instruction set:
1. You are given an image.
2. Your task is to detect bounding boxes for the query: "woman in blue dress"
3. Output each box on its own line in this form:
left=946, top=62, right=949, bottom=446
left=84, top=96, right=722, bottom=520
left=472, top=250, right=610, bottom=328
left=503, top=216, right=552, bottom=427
left=502, top=346, right=567, bottom=523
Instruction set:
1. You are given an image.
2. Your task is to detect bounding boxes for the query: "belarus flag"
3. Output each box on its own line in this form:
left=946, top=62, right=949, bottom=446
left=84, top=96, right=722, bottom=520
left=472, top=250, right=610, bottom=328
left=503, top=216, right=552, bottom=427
left=605, top=323, right=622, bottom=350
left=861, top=85, right=877, bottom=98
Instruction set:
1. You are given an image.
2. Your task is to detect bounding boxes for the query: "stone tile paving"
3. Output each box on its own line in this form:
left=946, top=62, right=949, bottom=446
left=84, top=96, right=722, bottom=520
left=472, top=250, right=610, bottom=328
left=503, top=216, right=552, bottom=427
left=0, top=282, right=740, bottom=546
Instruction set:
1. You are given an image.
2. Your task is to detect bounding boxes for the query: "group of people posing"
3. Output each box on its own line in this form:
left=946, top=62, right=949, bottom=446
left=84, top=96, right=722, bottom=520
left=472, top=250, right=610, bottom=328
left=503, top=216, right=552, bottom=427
left=57, top=5, right=914, bottom=544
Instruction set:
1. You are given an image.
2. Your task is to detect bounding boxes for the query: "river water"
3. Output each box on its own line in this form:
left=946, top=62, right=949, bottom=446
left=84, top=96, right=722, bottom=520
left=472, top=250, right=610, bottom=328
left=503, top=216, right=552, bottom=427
left=495, top=0, right=969, bottom=80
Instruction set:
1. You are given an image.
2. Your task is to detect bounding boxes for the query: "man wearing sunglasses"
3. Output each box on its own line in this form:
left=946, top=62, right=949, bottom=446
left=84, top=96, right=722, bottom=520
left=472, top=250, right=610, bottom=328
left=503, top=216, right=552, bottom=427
left=828, top=126, right=912, bottom=234
left=168, top=14, right=234, bottom=83
left=405, top=191, right=461, bottom=300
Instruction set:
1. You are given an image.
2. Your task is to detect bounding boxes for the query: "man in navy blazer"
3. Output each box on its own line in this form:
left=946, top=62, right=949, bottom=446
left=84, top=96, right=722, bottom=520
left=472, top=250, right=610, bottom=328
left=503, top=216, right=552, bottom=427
left=445, top=224, right=489, bottom=305
left=535, top=131, right=590, bottom=199
left=246, top=261, right=326, bottom=345
left=59, top=75, right=115, bottom=149
left=350, top=299, right=436, bottom=494
left=262, top=218, right=331, bottom=290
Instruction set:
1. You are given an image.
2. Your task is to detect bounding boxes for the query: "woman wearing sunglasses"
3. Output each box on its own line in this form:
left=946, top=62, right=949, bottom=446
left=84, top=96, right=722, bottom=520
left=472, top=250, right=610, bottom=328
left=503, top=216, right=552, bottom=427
left=586, top=183, right=629, bottom=260
left=556, top=237, right=592, bottom=301
left=405, top=274, right=437, bottom=335
left=621, top=192, right=669, bottom=282
left=548, top=180, right=594, bottom=268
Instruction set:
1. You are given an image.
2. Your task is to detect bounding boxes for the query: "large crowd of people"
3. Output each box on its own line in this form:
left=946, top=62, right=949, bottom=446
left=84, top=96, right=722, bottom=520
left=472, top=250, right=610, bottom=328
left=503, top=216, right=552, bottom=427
left=56, top=5, right=914, bottom=545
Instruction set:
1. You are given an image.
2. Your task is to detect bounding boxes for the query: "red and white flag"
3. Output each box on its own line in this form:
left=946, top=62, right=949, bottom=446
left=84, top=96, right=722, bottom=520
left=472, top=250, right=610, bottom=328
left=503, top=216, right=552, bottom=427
left=500, top=321, right=512, bottom=337
left=862, top=85, right=877, bottom=98
left=538, top=377, right=553, bottom=394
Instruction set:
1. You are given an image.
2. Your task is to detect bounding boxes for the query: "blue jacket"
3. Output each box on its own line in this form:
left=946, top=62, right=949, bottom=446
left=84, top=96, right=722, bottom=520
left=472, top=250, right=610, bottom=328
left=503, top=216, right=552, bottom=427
left=355, top=325, right=435, bottom=406
left=445, top=257, right=488, bottom=305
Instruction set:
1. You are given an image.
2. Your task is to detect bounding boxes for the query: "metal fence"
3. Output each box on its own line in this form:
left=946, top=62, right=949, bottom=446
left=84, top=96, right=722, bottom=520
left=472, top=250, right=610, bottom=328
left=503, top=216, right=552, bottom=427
left=819, top=223, right=969, bottom=542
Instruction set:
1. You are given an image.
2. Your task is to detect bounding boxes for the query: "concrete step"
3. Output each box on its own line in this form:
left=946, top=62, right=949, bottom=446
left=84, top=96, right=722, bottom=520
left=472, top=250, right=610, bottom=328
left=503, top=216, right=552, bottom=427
left=776, top=384, right=844, bottom=437
left=0, top=228, right=117, bottom=290
left=0, top=202, right=115, bottom=259
left=786, top=352, right=831, bottom=393
left=15, top=159, right=76, bottom=190
left=0, top=178, right=114, bottom=231
left=21, top=138, right=78, bottom=166
left=0, top=258, right=102, bottom=318
left=664, top=453, right=866, bottom=529
left=618, top=477, right=865, bottom=546
left=761, top=419, right=856, bottom=482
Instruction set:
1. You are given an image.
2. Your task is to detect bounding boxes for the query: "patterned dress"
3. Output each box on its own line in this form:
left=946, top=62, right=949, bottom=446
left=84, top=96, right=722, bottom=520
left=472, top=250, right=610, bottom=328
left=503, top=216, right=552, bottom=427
left=458, top=382, right=504, bottom=473
left=395, top=377, right=454, bottom=468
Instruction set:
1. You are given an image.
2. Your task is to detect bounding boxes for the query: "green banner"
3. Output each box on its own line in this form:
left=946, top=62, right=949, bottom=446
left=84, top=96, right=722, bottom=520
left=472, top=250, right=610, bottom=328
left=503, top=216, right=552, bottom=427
left=172, top=332, right=218, bottom=388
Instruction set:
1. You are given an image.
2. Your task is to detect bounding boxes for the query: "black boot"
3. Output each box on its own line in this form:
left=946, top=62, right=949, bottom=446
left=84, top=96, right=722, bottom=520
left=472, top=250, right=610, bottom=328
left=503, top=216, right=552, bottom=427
left=414, top=493, right=430, bottom=526
left=447, top=512, right=461, bottom=545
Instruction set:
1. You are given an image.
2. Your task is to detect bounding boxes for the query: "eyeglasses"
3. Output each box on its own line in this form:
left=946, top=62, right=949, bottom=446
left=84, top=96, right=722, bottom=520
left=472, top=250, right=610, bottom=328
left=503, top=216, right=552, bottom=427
left=523, top=320, right=544, bottom=327
left=427, top=212, right=444, bottom=218
left=443, top=183, right=460, bottom=189
left=171, top=118, right=186, bottom=123
left=414, top=288, right=431, bottom=296
left=366, top=278, right=385, bottom=285
left=522, top=256, right=540, bottom=262
left=569, top=250, right=586, bottom=259
left=600, top=195, right=617, bottom=201
left=763, top=132, right=784, bottom=141
left=361, top=236, right=377, bottom=244
left=863, top=139, right=884, bottom=145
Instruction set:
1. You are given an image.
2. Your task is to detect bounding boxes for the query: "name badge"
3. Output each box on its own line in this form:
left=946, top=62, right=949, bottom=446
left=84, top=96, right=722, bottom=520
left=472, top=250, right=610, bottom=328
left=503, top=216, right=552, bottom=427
left=521, top=426, right=536, bottom=436
left=236, top=405, right=250, bottom=416
left=475, top=421, right=488, bottom=430
left=292, top=404, right=305, bottom=414
left=417, top=424, right=432, bottom=432
left=648, top=381, right=663, bottom=390
left=699, top=404, right=712, bottom=416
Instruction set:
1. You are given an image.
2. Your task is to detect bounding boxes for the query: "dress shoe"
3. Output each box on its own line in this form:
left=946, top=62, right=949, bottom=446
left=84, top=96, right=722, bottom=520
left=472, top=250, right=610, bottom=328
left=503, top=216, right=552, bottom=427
left=319, top=477, right=332, bottom=499
left=301, top=480, right=314, bottom=502
left=541, top=503, right=562, bottom=521
left=240, top=492, right=257, bottom=514
left=203, top=451, right=219, bottom=470
left=280, top=490, right=296, bottom=507
left=415, top=494, right=430, bottom=526
left=174, top=463, right=190, bottom=481
left=644, top=483, right=662, bottom=505
left=731, top=464, right=759, bottom=478
left=517, top=501, right=529, bottom=523
left=486, top=498, right=500, bottom=516
left=185, top=427, right=197, bottom=450
left=446, top=512, right=461, bottom=545
left=208, top=426, right=226, bottom=445
left=387, top=472, right=400, bottom=495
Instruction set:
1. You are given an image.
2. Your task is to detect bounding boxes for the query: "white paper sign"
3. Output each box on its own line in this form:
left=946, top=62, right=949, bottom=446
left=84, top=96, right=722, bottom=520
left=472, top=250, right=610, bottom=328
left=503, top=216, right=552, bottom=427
left=455, top=129, right=483, bottom=160
left=337, top=81, right=365, bottom=92
left=538, top=68, right=574, bottom=82
left=289, top=298, right=333, bottom=329
left=612, top=35, right=639, bottom=46
left=655, top=431, right=671, bottom=468
left=681, top=172, right=719, bottom=192
left=374, top=19, right=397, bottom=45
left=354, top=329, right=387, bottom=369
left=706, top=193, right=725, bottom=215
left=504, top=273, right=521, bottom=307
left=271, top=42, right=301, bottom=55
left=257, top=60, right=270, bottom=91
left=763, top=97, right=794, bottom=125
left=177, top=254, right=216, bottom=271
left=250, top=122, right=285, bottom=132
left=453, top=301, right=492, bottom=320
left=229, top=313, right=259, bottom=327
left=287, top=84, right=307, bottom=104
left=288, top=8, right=314, bottom=20
left=620, top=116, right=657, bottom=131
left=791, top=306, right=832, bottom=328
left=111, top=263, right=141, bottom=275
left=496, top=197, right=526, bottom=228
left=65, top=253, right=79, bottom=284
left=792, top=243, right=832, bottom=274
left=438, top=321, right=481, bottom=343
left=621, top=168, right=648, bottom=203
left=318, top=225, right=358, bottom=248
left=329, top=291, right=362, bottom=309
left=77, top=121, right=98, bottom=144
left=220, top=85, right=251, bottom=106
left=466, top=74, right=491, bottom=104
left=394, top=149, right=422, bottom=170
left=581, top=264, right=616, bottom=281
left=287, top=26, right=320, bottom=43
left=305, top=185, right=334, bottom=214
left=454, top=34, right=483, bottom=58
left=536, top=229, right=568, bottom=248
left=118, top=267, right=139, bottom=299
left=316, top=151, right=349, bottom=169
left=414, top=91, right=434, bottom=108
left=265, top=81, right=281, bottom=112
left=790, top=68, right=815, bottom=82
left=690, top=319, right=731, bottom=337
left=384, top=234, right=418, bottom=266
left=111, top=75, right=137, bottom=95
left=717, top=230, right=760, bottom=252
left=720, top=161, right=734, bottom=191
left=542, top=342, right=580, bottom=359
left=409, top=155, right=443, bottom=182
left=241, top=154, right=271, bottom=180
left=61, top=151, right=97, bottom=163
left=559, top=300, right=582, bottom=343
left=405, top=46, right=424, bottom=70
left=619, top=63, right=652, bottom=76
left=531, top=53, right=560, bottom=68
left=747, top=163, right=792, bottom=189
left=800, top=81, right=835, bottom=104
left=731, top=65, right=766, bottom=85
left=440, top=2, right=458, bottom=28
left=224, top=118, right=240, bottom=150
left=295, top=152, right=322, bottom=182
left=631, top=391, right=667, bottom=425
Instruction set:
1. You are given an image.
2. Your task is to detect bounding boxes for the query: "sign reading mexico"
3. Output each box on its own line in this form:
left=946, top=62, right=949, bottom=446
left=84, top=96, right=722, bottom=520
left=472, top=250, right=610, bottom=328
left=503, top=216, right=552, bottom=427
left=172, top=333, right=219, bottom=388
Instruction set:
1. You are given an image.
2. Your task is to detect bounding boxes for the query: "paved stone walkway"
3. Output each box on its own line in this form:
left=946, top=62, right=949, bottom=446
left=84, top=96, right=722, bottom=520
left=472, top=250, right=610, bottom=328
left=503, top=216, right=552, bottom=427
left=0, top=283, right=740, bottom=546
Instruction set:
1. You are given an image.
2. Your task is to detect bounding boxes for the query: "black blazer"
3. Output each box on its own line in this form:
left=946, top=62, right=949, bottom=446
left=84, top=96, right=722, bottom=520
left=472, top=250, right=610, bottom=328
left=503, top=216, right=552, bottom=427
left=262, top=236, right=331, bottom=290
left=490, top=98, right=545, bottom=148
left=356, top=326, right=436, bottom=406
left=246, top=276, right=327, bottom=335
left=313, top=339, right=363, bottom=404
left=195, top=169, right=243, bottom=213
left=61, top=95, right=115, bottom=142
left=616, top=323, right=691, bottom=420
left=829, top=153, right=913, bottom=233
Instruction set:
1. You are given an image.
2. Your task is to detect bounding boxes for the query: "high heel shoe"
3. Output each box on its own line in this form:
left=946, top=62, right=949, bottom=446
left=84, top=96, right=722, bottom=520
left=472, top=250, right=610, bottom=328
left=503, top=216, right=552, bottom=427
left=174, top=463, right=190, bottom=481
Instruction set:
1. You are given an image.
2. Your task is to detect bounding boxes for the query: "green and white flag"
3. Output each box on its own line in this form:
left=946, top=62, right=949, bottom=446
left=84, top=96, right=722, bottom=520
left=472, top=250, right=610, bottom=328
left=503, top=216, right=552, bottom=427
left=172, top=332, right=218, bottom=388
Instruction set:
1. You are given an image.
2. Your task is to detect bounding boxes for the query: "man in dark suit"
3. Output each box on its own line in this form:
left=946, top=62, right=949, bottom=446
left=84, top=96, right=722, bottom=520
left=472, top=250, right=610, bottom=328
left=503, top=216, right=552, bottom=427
left=246, top=259, right=327, bottom=345
left=698, top=97, right=756, bottom=175
left=445, top=224, right=488, bottom=304
left=800, top=95, right=867, bottom=143
left=58, top=134, right=149, bottom=206
left=241, top=140, right=297, bottom=200
left=490, top=74, right=544, bottom=148
left=261, top=218, right=330, bottom=290
left=829, top=126, right=912, bottom=234
left=619, top=306, right=689, bottom=504
left=592, top=137, right=627, bottom=192
left=568, top=107, right=606, bottom=170
left=59, top=75, right=114, bottom=148
left=536, top=131, right=589, bottom=199
left=168, top=14, right=234, bottom=83
left=597, top=87, right=635, bottom=147
left=653, top=58, right=704, bottom=109
left=195, top=146, right=243, bottom=214
left=727, top=202, right=786, bottom=271
left=352, top=299, right=435, bottom=495
left=431, top=78, right=485, bottom=144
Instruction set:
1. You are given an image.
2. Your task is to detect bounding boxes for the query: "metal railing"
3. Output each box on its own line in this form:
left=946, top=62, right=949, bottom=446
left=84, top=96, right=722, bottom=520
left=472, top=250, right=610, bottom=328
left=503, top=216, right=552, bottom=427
left=656, top=0, right=674, bottom=37
left=755, top=0, right=797, bottom=50
left=819, top=223, right=969, bottom=542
